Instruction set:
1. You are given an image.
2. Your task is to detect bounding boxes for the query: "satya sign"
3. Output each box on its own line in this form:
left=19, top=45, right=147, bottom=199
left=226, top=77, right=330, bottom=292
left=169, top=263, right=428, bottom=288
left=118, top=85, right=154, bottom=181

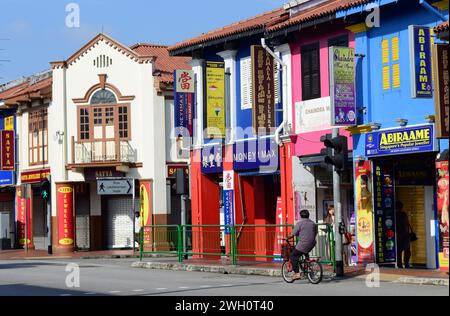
left=1, top=130, right=15, bottom=170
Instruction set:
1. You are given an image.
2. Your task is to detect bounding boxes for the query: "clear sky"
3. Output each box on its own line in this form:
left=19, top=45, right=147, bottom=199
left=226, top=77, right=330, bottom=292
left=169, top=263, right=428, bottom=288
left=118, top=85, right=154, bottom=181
left=0, top=0, right=286, bottom=84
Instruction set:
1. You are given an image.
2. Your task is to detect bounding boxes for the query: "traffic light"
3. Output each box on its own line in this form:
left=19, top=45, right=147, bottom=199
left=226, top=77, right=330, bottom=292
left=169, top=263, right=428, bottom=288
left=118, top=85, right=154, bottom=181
left=41, top=179, right=51, bottom=201
left=320, top=134, right=348, bottom=173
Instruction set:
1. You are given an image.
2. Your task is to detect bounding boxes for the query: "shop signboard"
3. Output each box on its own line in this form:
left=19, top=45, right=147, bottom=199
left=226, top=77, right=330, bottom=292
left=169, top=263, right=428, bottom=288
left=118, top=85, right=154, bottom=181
left=409, top=25, right=433, bottom=98
left=205, top=62, right=225, bottom=139
left=0, top=130, right=15, bottom=170
left=20, top=169, right=51, bottom=184
left=365, top=125, right=436, bottom=157
left=436, top=160, right=449, bottom=271
left=373, top=162, right=397, bottom=264
left=355, top=160, right=375, bottom=264
left=273, top=197, right=284, bottom=262
left=140, top=180, right=153, bottom=246
left=201, top=143, right=223, bottom=174
left=251, top=45, right=275, bottom=135
left=57, top=185, right=74, bottom=247
left=295, top=96, right=332, bottom=134
left=174, top=70, right=195, bottom=137
left=432, top=44, right=449, bottom=138
left=233, top=138, right=279, bottom=172
left=16, top=187, right=32, bottom=247
left=4, top=116, right=14, bottom=131
left=0, top=171, right=14, bottom=186
left=329, top=47, right=357, bottom=126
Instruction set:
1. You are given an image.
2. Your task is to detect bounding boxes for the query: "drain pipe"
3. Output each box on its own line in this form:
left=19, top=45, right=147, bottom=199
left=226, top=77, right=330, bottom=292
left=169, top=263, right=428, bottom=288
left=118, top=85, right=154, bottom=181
left=261, top=38, right=288, bottom=145
left=419, top=0, right=446, bottom=21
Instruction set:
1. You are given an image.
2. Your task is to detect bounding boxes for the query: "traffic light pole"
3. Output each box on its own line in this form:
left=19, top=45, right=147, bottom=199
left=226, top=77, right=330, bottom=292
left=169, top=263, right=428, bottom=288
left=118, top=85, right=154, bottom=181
left=47, top=176, right=52, bottom=255
left=332, top=128, right=344, bottom=277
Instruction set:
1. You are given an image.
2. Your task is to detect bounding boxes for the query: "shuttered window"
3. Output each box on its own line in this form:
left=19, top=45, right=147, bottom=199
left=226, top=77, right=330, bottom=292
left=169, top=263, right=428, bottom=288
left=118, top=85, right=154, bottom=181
left=240, top=56, right=253, bottom=110
left=301, top=43, right=321, bottom=101
left=382, top=35, right=401, bottom=90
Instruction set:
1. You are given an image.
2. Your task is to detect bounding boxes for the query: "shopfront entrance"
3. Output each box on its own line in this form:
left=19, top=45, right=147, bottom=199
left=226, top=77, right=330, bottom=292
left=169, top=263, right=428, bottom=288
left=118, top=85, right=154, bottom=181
left=371, top=154, right=438, bottom=269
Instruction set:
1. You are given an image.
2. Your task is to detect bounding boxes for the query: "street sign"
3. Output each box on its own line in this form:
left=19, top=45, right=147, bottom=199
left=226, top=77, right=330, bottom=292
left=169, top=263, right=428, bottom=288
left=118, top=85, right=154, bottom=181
left=97, top=178, right=134, bottom=195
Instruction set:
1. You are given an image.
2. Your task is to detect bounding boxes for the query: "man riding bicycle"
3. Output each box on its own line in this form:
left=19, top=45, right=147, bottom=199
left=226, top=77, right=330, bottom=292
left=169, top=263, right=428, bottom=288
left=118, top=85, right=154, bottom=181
left=287, top=209, right=318, bottom=281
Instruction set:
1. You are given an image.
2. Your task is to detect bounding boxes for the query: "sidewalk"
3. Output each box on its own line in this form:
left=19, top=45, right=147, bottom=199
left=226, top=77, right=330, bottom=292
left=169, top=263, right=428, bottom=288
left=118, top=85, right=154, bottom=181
left=132, top=257, right=449, bottom=287
left=0, top=249, right=152, bottom=260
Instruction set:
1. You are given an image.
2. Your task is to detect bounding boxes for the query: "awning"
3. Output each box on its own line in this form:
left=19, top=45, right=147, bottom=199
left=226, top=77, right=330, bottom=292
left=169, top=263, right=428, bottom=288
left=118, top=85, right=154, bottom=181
left=237, top=170, right=280, bottom=177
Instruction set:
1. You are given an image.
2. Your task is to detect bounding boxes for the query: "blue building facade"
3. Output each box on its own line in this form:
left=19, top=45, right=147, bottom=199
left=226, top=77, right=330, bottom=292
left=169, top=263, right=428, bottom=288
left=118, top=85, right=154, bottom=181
left=345, top=0, right=448, bottom=269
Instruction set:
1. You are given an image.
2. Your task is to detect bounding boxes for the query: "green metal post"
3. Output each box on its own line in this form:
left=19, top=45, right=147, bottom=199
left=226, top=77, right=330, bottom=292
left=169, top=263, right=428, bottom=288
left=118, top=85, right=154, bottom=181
left=177, top=225, right=183, bottom=263
left=231, top=226, right=237, bottom=266
left=139, top=228, right=144, bottom=261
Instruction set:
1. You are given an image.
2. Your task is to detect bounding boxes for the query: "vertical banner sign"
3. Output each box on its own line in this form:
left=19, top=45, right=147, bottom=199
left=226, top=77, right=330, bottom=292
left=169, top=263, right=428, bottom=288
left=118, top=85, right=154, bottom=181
left=436, top=161, right=449, bottom=271
left=373, top=162, right=397, bottom=264
left=16, top=188, right=31, bottom=247
left=251, top=45, right=275, bottom=135
left=409, top=25, right=433, bottom=98
left=174, top=70, right=195, bottom=137
left=205, top=62, right=225, bottom=138
left=57, top=186, right=74, bottom=247
left=140, top=181, right=153, bottom=246
left=432, top=44, right=449, bottom=138
left=223, top=171, right=234, bottom=235
left=1, top=130, right=15, bottom=170
left=355, top=161, right=375, bottom=263
left=273, top=197, right=284, bottom=262
left=329, top=47, right=357, bottom=126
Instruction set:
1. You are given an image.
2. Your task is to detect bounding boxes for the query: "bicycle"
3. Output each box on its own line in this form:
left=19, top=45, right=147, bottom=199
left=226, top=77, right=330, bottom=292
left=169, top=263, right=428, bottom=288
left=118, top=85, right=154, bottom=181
left=281, top=238, right=323, bottom=285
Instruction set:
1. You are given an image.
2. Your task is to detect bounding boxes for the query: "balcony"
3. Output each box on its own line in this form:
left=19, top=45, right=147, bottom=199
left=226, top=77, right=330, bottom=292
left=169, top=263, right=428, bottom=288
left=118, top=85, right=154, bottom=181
left=68, top=137, right=141, bottom=169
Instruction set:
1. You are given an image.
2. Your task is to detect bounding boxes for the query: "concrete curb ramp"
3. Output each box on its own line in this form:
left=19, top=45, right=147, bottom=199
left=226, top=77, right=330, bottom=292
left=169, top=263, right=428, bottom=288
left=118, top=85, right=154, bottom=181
left=394, top=277, right=449, bottom=287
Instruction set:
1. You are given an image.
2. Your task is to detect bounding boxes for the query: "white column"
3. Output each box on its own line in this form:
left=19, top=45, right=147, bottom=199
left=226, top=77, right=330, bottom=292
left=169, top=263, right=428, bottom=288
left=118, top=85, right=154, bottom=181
left=217, top=50, right=237, bottom=145
left=190, top=59, right=204, bottom=149
left=275, top=44, right=293, bottom=133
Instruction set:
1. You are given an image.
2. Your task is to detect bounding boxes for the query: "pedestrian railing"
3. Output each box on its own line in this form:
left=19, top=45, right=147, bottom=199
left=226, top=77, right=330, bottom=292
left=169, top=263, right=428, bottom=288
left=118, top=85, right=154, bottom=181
left=139, top=223, right=336, bottom=271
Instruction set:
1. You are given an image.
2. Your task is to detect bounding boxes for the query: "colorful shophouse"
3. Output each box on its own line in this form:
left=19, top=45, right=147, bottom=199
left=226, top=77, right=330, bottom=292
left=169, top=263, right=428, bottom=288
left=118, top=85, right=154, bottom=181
left=339, top=0, right=448, bottom=269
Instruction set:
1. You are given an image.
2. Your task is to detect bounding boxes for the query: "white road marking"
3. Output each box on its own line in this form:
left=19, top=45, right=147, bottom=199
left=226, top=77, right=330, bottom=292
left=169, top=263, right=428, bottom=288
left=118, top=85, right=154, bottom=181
left=222, top=284, right=233, bottom=287
left=109, top=291, right=121, bottom=294
left=178, top=286, right=190, bottom=289
left=156, top=288, right=167, bottom=290
left=200, top=285, right=212, bottom=288
left=60, top=294, right=72, bottom=296
left=133, top=289, right=145, bottom=292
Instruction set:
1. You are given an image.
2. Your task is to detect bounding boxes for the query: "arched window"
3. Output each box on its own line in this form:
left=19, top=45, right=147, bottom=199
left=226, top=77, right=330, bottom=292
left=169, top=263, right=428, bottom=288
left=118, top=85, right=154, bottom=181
left=90, top=89, right=117, bottom=104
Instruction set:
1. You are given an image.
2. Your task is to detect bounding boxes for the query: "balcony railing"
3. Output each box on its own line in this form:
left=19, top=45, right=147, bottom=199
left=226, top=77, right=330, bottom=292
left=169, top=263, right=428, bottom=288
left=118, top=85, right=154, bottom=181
left=72, top=138, right=137, bottom=165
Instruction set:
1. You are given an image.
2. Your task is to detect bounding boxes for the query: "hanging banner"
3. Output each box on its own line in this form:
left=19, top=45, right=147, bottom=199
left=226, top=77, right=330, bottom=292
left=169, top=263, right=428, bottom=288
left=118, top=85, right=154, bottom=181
left=223, top=171, right=234, bottom=235
left=365, top=125, right=436, bottom=157
left=233, top=138, right=279, bottom=172
left=329, top=47, right=357, bottom=126
left=140, top=180, right=153, bottom=246
left=57, top=185, right=74, bottom=247
left=355, top=161, right=375, bottom=264
left=436, top=160, right=449, bottom=271
left=16, top=188, right=32, bottom=247
left=373, top=162, right=397, bottom=264
left=409, top=25, right=433, bottom=98
left=205, top=61, right=225, bottom=138
left=174, top=70, right=195, bottom=137
left=432, top=44, right=449, bottom=138
left=251, top=45, right=275, bottom=135
left=1, top=130, right=15, bottom=170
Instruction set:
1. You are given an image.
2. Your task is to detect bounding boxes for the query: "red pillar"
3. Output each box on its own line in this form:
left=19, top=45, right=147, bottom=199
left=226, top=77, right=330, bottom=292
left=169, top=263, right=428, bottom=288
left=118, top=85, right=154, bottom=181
left=54, top=183, right=75, bottom=254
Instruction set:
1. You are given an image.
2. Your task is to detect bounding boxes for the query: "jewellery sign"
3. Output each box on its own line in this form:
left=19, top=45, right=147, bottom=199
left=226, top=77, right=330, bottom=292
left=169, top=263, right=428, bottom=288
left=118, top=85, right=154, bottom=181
left=251, top=45, right=275, bottom=135
left=329, top=47, right=357, bottom=126
left=373, top=161, right=397, bottom=264
left=174, top=70, right=195, bottom=137
left=365, top=125, right=436, bottom=157
left=409, top=25, right=433, bottom=98
left=16, top=187, right=32, bottom=247
left=432, top=44, right=449, bottom=138
left=57, top=185, right=74, bottom=247
left=0, top=130, right=15, bottom=170
left=205, top=62, right=225, bottom=139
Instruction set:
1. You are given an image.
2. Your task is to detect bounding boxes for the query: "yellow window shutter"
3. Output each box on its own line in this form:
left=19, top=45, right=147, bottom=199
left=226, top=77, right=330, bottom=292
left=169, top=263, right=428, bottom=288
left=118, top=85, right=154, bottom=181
left=392, top=36, right=399, bottom=62
left=393, top=63, right=401, bottom=88
left=382, top=39, right=390, bottom=64
left=383, top=66, right=391, bottom=90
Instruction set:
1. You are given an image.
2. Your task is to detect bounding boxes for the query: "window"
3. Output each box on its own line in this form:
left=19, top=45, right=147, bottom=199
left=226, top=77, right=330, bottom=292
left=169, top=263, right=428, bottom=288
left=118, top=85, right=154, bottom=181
left=301, top=43, right=321, bottom=101
left=28, top=108, right=48, bottom=165
left=240, top=56, right=253, bottom=110
left=91, top=89, right=117, bottom=104
left=328, top=35, right=349, bottom=48
left=78, top=104, right=130, bottom=141
left=382, top=35, right=401, bottom=91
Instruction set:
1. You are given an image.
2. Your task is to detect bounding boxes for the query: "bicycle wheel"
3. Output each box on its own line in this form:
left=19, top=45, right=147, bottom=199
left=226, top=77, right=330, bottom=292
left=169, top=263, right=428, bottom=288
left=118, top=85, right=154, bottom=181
left=281, top=261, right=295, bottom=284
left=306, top=260, right=323, bottom=285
